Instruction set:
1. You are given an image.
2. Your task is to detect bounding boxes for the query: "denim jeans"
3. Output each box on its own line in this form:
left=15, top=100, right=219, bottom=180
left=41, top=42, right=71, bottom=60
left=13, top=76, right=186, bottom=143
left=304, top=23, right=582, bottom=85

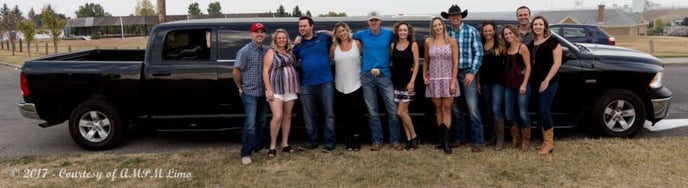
left=300, top=82, right=336, bottom=149
left=361, top=73, right=400, bottom=144
left=505, top=85, right=531, bottom=128
left=481, top=82, right=505, bottom=120
left=536, top=81, right=559, bottom=130
left=240, top=93, right=268, bottom=157
left=452, top=70, right=484, bottom=145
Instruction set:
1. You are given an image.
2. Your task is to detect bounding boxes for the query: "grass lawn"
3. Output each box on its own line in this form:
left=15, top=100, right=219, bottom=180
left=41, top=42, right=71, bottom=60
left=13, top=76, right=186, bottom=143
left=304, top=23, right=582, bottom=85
left=2, top=137, right=687, bottom=187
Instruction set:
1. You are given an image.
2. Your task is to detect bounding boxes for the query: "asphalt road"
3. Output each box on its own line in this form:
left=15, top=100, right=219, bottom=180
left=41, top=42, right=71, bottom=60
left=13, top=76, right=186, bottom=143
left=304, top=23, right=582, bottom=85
left=0, top=64, right=686, bottom=157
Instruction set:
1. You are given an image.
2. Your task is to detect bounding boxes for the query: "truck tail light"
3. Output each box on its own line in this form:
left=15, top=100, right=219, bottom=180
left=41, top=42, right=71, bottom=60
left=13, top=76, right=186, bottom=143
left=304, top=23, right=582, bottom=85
left=608, top=37, right=616, bottom=45
left=20, top=73, right=30, bottom=97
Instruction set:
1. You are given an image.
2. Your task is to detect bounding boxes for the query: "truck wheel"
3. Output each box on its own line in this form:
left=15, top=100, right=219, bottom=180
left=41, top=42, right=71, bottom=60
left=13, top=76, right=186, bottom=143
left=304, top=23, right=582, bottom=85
left=68, top=99, right=125, bottom=150
left=591, top=89, right=646, bottom=138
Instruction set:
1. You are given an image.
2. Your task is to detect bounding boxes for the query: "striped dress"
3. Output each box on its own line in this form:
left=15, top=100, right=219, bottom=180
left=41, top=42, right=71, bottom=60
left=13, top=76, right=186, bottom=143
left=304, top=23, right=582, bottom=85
left=269, top=50, right=300, bottom=95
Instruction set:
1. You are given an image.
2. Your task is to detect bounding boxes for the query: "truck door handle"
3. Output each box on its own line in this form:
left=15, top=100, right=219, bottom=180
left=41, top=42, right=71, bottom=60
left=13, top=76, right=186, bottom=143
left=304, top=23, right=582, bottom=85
left=152, top=71, right=171, bottom=76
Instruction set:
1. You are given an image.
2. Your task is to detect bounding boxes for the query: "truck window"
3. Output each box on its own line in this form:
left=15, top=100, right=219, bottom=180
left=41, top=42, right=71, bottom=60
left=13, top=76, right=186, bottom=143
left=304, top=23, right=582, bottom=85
left=217, top=29, right=259, bottom=61
left=163, top=29, right=212, bottom=60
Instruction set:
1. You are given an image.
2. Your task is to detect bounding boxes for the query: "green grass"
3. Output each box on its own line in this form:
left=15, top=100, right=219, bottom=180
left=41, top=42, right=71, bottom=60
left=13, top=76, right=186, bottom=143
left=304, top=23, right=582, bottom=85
left=2, top=137, right=688, bottom=187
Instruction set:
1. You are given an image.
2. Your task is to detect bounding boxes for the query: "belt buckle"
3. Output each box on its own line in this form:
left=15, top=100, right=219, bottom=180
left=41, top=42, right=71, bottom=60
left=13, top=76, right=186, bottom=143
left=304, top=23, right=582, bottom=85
left=371, top=68, right=380, bottom=76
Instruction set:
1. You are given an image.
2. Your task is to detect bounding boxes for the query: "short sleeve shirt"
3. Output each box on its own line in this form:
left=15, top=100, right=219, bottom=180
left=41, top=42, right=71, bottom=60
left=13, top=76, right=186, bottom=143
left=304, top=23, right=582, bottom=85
left=353, top=28, right=394, bottom=76
left=235, top=42, right=268, bottom=96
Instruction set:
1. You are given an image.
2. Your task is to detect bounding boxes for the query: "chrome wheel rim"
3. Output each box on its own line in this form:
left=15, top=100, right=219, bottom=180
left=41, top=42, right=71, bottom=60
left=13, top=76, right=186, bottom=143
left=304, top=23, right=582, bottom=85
left=78, top=111, right=111, bottom=142
left=603, top=99, right=636, bottom=132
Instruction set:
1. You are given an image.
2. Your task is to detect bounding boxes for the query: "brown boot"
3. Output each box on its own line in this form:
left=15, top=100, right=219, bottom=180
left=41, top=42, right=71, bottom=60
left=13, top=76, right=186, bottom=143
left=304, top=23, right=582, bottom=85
left=494, top=119, right=505, bottom=151
left=510, top=126, right=520, bottom=148
left=535, top=127, right=544, bottom=150
left=539, top=128, right=554, bottom=155
left=520, top=127, right=531, bottom=152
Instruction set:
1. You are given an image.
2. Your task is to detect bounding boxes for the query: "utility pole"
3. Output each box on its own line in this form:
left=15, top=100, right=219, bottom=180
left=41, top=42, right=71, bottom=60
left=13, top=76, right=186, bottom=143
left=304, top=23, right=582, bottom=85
left=157, top=0, right=166, bottom=23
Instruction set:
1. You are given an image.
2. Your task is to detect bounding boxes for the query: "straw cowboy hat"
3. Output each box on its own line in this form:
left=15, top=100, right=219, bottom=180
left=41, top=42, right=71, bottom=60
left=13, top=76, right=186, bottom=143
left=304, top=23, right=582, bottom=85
left=441, top=4, right=468, bottom=19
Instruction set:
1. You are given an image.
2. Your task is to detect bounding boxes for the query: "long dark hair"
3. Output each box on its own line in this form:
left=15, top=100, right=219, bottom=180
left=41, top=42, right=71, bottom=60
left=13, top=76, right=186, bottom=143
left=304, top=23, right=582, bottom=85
left=481, top=21, right=504, bottom=56
left=393, top=21, right=415, bottom=43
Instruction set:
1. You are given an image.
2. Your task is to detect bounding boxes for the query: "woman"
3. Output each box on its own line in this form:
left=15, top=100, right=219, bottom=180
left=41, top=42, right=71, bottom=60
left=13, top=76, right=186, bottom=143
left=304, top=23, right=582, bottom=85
left=502, top=24, right=532, bottom=152
left=529, top=16, right=562, bottom=155
left=262, top=29, right=300, bottom=157
left=390, top=21, right=420, bottom=151
left=477, top=21, right=507, bottom=151
left=423, top=17, right=459, bottom=154
left=329, top=22, right=364, bottom=152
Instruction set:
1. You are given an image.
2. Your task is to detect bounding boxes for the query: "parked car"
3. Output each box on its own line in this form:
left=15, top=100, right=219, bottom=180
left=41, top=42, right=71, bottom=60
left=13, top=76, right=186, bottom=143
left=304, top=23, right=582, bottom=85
left=550, top=24, right=616, bottom=45
left=18, top=17, right=671, bottom=150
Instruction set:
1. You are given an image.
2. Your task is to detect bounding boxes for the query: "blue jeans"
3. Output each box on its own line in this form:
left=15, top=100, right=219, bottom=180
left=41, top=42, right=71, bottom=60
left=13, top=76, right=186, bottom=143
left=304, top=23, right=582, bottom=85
left=240, top=94, right=268, bottom=157
left=452, top=70, right=484, bottom=145
left=361, top=73, right=400, bottom=144
left=300, top=82, right=336, bottom=149
left=536, top=81, right=559, bottom=130
left=481, top=82, right=505, bottom=119
left=505, top=85, right=531, bottom=128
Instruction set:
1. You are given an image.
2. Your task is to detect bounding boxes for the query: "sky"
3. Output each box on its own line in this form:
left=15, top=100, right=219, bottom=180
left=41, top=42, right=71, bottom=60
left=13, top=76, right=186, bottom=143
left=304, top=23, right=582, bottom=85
left=4, top=0, right=687, bottom=18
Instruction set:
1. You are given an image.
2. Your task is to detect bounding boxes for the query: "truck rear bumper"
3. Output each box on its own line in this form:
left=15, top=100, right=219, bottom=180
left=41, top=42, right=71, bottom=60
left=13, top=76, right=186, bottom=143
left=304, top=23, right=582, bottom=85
left=652, top=97, right=671, bottom=120
left=18, top=103, right=41, bottom=120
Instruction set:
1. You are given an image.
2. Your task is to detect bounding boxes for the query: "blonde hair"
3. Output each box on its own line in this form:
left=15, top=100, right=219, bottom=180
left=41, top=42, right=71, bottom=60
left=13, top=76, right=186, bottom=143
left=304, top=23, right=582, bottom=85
left=270, top=28, right=292, bottom=51
left=332, top=22, right=352, bottom=45
left=429, top=17, right=449, bottom=42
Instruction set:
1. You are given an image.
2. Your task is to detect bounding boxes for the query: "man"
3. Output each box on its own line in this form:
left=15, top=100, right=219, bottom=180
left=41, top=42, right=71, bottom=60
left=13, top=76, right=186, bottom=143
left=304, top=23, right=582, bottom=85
left=233, top=22, right=269, bottom=165
left=353, top=12, right=401, bottom=151
left=442, top=4, right=485, bottom=152
left=517, top=5, right=534, bottom=45
left=293, top=16, right=337, bottom=152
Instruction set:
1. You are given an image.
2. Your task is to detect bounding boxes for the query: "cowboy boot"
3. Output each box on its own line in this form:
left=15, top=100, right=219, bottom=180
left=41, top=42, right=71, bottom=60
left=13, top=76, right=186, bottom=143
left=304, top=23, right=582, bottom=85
left=494, top=118, right=505, bottom=151
left=441, top=125, right=452, bottom=154
left=436, top=125, right=443, bottom=150
left=539, top=128, right=554, bottom=155
left=510, top=125, right=520, bottom=148
left=535, top=127, right=544, bottom=150
left=520, top=127, right=531, bottom=152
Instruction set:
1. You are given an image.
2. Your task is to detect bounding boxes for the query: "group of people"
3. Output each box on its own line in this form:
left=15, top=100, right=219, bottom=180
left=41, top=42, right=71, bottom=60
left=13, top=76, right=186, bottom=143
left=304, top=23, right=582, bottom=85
left=234, top=4, right=562, bottom=165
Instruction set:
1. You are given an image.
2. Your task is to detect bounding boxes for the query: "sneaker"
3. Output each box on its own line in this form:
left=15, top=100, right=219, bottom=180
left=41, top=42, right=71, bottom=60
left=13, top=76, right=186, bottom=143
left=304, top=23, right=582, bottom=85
left=370, top=143, right=382, bottom=151
left=471, top=145, right=483, bottom=153
left=241, top=156, right=252, bottom=165
left=321, top=147, right=335, bottom=153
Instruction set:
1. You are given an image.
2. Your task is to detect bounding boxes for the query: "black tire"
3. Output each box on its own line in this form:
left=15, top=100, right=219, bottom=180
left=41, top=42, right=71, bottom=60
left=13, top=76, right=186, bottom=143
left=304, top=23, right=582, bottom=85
left=591, top=89, right=646, bottom=138
left=68, top=99, right=125, bottom=150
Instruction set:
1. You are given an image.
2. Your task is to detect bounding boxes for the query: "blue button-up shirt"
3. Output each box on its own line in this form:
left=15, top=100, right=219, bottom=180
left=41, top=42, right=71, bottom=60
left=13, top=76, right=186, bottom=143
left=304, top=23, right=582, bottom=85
left=447, top=23, right=484, bottom=74
left=235, top=42, right=268, bottom=96
left=353, top=28, right=394, bottom=76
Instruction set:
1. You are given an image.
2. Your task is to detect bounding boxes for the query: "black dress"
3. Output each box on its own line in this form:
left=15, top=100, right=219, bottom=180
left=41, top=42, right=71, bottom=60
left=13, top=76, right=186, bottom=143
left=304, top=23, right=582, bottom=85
left=391, top=42, right=414, bottom=91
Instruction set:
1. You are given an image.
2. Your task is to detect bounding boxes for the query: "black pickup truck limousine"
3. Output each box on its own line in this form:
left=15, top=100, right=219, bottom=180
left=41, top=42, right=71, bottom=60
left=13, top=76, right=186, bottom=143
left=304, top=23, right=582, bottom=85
left=18, top=16, right=672, bottom=150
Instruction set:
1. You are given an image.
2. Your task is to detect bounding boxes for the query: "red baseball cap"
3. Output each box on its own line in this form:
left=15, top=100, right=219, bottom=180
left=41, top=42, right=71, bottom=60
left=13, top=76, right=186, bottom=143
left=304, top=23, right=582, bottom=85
left=250, top=22, right=266, bottom=32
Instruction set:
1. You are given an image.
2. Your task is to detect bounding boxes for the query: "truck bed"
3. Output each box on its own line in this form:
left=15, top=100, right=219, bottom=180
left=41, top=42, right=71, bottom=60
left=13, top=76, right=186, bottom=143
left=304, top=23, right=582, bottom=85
left=34, top=49, right=145, bottom=61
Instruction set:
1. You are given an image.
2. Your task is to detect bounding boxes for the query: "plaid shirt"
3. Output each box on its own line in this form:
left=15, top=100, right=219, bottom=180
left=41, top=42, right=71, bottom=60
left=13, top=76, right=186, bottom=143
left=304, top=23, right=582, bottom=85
left=235, top=42, right=268, bottom=96
left=447, top=23, right=484, bottom=74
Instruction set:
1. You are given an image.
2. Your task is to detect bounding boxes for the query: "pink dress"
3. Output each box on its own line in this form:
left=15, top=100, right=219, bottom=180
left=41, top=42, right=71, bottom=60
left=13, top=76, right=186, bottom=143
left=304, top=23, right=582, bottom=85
left=425, top=44, right=460, bottom=98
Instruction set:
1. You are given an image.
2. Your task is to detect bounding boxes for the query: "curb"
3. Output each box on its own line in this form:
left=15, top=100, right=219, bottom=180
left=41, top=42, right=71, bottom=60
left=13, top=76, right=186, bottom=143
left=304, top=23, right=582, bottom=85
left=0, top=61, right=21, bottom=70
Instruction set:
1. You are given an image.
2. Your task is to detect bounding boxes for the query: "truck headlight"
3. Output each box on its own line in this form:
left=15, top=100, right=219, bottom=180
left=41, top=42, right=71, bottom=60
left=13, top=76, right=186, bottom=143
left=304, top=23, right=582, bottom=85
left=649, top=72, right=663, bottom=89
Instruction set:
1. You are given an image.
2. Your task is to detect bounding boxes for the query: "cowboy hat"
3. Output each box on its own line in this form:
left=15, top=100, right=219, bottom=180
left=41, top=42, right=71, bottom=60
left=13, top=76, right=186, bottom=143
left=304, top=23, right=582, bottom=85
left=441, top=4, right=468, bottom=19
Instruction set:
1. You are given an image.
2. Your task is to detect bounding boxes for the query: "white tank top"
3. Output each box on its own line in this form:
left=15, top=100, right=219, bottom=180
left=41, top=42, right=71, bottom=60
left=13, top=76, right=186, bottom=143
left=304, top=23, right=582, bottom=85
left=333, top=40, right=362, bottom=94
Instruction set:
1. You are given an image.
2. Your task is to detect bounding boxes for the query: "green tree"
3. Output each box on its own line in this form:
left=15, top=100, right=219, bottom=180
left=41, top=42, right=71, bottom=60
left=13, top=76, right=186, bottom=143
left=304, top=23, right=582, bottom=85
left=1, top=4, right=9, bottom=41
left=188, top=2, right=202, bottom=15
left=276, top=4, right=289, bottom=17
left=207, top=2, right=222, bottom=16
left=653, top=19, right=665, bottom=31
left=292, top=6, right=302, bottom=17
left=41, top=5, right=67, bottom=53
left=75, top=3, right=112, bottom=17
left=8, top=5, right=24, bottom=41
left=318, top=11, right=347, bottom=17
left=17, top=20, right=36, bottom=57
left=134, top=0, right=156, bottom=16
left=28, top=7, right=36, bottom=23
left=306, top=10, right=312, bottom=17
